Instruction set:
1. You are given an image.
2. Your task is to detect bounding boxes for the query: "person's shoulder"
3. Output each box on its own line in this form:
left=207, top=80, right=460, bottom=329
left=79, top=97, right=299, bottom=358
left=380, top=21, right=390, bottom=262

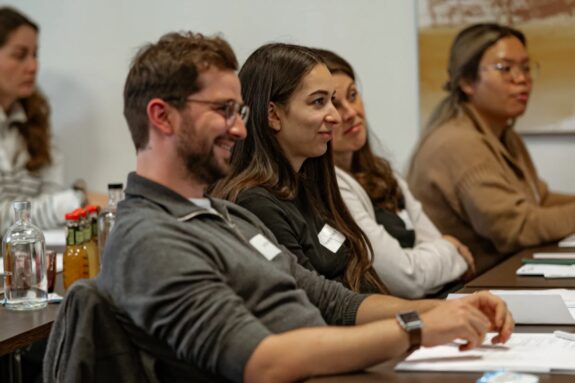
left=210, top=196, right=282, bottom=242
left=115, top=196, right=178, bottom=234
left=237, top=186, right=281, bottom=206
left=419, top=118, right=491, bottom=162
left=238, top=186, right=274, bottom=198
left=429, top=117, right=483, bottom=146
left=334, top=166, right=355, bottom=186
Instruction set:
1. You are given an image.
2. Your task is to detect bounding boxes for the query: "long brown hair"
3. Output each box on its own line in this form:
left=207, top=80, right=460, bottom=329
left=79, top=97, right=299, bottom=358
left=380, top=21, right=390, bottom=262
left=0, top=7, right=51, bottom=171
left=213, top=43, right=386, bottom=293
left=315, top=48, right=404, bottom=212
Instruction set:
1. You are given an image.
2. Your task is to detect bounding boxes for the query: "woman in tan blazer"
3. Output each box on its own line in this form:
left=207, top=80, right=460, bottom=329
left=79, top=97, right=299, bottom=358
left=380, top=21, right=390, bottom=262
left=408, top=23, right=575, bottom=274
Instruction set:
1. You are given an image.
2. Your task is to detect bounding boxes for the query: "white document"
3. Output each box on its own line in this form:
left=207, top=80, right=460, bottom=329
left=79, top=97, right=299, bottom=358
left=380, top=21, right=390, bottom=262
left=396, top=333, right=575, bottom=374
left=449, top=291, right=575, bottom=325
left=559, top=234, right=575, bottom=248
left=534, top=252, right=575, bottom=260
left=516, top=264, right=575, bottom=278
left=492, top=289, right=575, bottom=319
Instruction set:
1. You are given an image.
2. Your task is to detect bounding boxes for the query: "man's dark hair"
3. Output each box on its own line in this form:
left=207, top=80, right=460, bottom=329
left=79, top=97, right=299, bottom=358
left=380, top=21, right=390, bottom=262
left=123, top=31, right=238, bottom=150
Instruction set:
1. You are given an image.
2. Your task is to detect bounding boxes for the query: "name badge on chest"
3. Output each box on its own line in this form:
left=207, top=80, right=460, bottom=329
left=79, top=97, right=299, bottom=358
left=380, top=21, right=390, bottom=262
left=318, top=224, right=346, bottom=253
left=249, top=233, right=281, bottom=261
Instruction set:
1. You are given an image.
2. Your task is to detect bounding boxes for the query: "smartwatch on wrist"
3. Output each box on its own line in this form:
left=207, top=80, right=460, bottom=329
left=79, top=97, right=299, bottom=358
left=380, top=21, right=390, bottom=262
left=396, top=310, right=423, bottom=353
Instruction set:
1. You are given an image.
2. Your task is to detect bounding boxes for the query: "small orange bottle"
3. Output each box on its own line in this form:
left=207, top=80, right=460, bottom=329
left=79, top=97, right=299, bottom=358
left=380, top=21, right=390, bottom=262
left=63, top=211, right=89, bottom=289
left=78, top=208, right=99, bottom=278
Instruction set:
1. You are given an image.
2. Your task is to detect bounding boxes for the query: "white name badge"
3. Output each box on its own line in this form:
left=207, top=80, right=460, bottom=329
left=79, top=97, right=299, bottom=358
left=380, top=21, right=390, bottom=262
left=318, top=224, right=346, bottom=253
left=249, top=234, right=281, bottom=261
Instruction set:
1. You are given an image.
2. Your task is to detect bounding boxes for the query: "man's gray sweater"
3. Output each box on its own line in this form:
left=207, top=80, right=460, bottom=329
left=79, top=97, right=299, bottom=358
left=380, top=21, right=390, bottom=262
left=97, top=172, right=367, bottom=383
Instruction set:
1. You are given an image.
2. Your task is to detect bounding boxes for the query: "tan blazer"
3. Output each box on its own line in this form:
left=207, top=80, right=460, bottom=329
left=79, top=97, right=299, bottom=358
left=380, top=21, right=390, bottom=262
left=408, top=105, right=575, bottom=274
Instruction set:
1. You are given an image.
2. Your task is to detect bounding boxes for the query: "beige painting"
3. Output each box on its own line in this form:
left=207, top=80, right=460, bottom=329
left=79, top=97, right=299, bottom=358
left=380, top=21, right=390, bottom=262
left=418, top=0, right=575, bottom=134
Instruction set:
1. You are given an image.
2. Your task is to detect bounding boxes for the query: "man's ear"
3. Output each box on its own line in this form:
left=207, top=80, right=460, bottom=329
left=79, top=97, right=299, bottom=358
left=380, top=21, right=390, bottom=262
left=458, top=78, right=475, bottom=98
left=147, top=98, right=176, bottom=135
left=268, top=102, right=282, bottom=132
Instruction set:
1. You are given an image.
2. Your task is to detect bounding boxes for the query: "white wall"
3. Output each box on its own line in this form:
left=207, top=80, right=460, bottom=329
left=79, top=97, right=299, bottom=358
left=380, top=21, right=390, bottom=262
left=9, top=0, right=574, bottom=193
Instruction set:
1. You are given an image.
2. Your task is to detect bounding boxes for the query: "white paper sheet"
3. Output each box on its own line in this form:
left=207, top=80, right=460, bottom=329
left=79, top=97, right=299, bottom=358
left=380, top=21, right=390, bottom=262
left=534, top=252, right=575, bottom=260
left=559, top=234, right=575, bottom=248
left=449, top=291, right=575, bottom=324
left=396, top=333, right=575, bottom=374
left=516, top=264, right=575, bottom=278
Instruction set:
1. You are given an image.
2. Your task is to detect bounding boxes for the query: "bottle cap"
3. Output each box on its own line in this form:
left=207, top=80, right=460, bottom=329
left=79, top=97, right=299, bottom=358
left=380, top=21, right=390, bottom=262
left=65, top=211, right=80, bottom=220
left=12, top=200, right=31, bottom=210
left=108, top=183, right=123, bottom=189
left=72, top=208, right=86, bottom=217
left=85, top=205, right=100, bottom=213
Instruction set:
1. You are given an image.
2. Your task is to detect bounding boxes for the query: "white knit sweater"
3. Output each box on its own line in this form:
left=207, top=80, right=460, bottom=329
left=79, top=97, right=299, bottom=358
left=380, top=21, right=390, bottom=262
left=335, top=166, right=468, bottom=298
left=0, top=103, right=82, bottom=236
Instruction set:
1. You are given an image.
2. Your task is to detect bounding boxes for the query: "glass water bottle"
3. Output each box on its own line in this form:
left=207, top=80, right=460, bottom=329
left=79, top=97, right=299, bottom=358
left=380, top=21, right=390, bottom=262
left=97, top=183, right=124, bottom=258
left=2, top=201, right=48, bottom=311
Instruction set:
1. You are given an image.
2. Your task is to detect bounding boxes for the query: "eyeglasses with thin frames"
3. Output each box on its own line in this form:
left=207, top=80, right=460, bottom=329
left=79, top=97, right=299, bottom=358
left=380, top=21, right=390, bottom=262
left=166, top=97, right=250, bottom=126
left=482, top=61, right=539, bottom=82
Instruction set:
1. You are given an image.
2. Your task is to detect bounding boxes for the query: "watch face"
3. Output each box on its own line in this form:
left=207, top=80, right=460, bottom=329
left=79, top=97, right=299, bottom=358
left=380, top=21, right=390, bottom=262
left=398, top=311, right=422, bottom=331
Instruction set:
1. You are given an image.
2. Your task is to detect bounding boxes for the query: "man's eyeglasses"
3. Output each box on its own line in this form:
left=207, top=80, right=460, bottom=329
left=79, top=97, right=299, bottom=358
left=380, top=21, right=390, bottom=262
left=482, top=61, right=539, bottom=82
left=166, top=97, right=250, bottom=126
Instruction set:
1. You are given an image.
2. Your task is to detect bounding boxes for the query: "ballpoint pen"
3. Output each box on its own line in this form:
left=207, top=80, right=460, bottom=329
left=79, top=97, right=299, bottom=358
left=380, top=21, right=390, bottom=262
left=554, top=330, right=575, bottom=342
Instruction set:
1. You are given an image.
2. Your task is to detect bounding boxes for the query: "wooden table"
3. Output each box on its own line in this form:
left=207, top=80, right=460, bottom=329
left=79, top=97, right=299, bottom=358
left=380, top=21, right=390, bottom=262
left=3, top=245, right=575, bottom=382
left=0, top=274, right=63, bottom=357
left=0, top=304, right=60, bottom=357
left=307, top=246, right=575, bottom=383
left=466, top=245, right=575, bottom=289
left=306, top=323, right=575, bottom=382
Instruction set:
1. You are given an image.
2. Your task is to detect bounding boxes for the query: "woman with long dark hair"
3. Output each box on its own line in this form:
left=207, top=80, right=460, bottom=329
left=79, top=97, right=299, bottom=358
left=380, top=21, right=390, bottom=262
left=408, top=23, right=575, bottom=274
left=316, top=48, right=473, bottom=298
left=213, top=43, right=386, bottom=293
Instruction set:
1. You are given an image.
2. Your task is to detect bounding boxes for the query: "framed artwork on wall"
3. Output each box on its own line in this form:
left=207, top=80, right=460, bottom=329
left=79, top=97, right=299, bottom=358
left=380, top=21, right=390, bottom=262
left=418, top=0, right=575, bottom=135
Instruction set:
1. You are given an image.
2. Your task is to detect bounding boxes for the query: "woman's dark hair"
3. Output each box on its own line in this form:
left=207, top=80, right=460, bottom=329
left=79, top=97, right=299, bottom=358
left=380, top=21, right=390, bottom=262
left=0, top=7, right=51, bottom=171
left=426, top=23, right=526, bottom=131
left=315, top=48, right=404, bottom=211
left=213, top=43, right=386, bottom=293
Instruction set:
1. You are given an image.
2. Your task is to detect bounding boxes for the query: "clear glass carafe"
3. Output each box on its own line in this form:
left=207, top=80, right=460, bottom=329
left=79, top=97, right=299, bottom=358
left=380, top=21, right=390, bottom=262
left=2, top=201, right=48, bottom=310
left=98, top=183, right=124, bottom=258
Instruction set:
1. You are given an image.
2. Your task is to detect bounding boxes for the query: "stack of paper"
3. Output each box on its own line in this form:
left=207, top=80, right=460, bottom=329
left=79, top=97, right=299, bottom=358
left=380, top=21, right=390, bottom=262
left=516, top=264, right=575, bottom=278
left=559, top=234, right=575, bottom=248
left=534, top=252, right=575, bottom=260
left=396, top=333, right=575, bottom=374
left=491, top=289, right=575, bottom=321
left=449, top=290, right=575, bottom=324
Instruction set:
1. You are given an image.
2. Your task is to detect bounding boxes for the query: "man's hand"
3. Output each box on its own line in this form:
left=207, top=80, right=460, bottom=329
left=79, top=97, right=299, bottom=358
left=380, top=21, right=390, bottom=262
left=420, top=291, right=514, bottom=351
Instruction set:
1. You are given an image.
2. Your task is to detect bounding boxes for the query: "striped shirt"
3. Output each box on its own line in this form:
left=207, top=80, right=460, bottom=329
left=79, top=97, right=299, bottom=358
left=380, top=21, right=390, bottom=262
left=0, top=103, right=82, bottom=236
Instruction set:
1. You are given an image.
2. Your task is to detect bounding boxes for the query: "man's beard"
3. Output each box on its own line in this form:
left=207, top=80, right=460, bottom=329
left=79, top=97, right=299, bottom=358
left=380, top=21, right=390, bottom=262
left=177, top=117, right=230, bottom=185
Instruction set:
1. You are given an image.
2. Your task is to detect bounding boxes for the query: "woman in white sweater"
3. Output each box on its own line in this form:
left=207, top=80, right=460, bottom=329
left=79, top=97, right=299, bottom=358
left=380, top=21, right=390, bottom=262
left=316, top=49, right=475, bottom=298
left=0, top=7, right=105, bottom=236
